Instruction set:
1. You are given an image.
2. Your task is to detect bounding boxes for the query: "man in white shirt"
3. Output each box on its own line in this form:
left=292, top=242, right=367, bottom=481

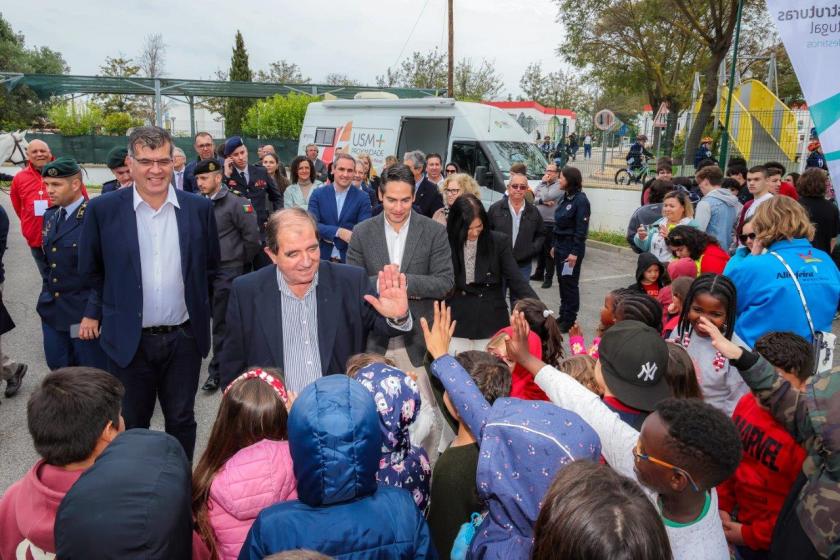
left=426, top=153, right=445, bottom=187
left=79, top=126, right=220, bottom=459
left=735, top=165, right=774, bottom=246
left=347, top=163, right=454, bottom=456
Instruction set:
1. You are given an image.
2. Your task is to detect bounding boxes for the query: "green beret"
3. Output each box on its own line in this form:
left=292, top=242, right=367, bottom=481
left=41, top=157, right=81, bottom=178
left=106, top=147, right=129, bottom=169
left=194, top=158, right=222, bottom=175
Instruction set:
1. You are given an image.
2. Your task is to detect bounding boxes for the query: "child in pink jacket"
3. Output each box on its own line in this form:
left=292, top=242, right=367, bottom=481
left=192, top=368, right=297, bottom=560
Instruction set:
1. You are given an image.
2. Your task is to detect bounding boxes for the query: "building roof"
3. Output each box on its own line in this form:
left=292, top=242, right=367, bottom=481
left=0, top=72, right=443, bottom=100
left=483, top=100, right=576, bottom=118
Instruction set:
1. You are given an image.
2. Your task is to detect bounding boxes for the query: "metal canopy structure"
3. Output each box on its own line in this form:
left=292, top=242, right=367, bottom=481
left=0, top=72, right=444, bottom=135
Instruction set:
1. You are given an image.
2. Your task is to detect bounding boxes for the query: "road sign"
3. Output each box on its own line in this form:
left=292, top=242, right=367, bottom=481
left=653, top=102, right=669, bottom=129
left=594, top=109, right=616, bottom=131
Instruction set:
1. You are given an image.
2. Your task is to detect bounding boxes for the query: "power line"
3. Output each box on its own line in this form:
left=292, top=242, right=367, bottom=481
left=391, top=0, right=434, bottom=70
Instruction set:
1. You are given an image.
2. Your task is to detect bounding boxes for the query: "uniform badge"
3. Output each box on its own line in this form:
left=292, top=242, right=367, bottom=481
left=76, top=202, right=87, bottom=220
left=228, top=180, right=237, bottom=187
left=243, top=204, right=254, bottom=214
left=255, top=179, right=266, bottom=188
left=47, top=168, right=58, bottom=177
left=209, top=162, right=217, bottom=171
left=566, top=204, right=572, bottom=210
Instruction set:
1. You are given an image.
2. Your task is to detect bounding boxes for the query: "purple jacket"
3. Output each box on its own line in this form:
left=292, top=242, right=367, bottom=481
left=208, top=439, right=297, bottom=560
left=431, top=355, right=601, bottom=559
left=355, top=363, right=432, bottom=511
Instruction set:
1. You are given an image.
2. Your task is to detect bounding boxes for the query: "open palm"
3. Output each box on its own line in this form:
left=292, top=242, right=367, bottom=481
left=364, top=264, right=409, bottom=319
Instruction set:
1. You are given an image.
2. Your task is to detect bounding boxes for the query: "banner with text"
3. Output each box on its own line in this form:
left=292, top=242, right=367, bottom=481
left=766, top=3, right=840, bottom=180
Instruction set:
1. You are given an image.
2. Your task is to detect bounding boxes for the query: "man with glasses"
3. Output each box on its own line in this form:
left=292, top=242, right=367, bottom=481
left=531, top=163, right=564, bottom=288
left=182, top=132, right=220, bottom=193
left=79, top=126, right=221, bottom=460
left=487, top=172, right=544, bottom=303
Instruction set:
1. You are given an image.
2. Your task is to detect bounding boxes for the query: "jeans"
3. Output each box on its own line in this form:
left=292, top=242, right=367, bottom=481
left=584, top=144, right=592, bottom=158
left=41, top=321, right=108, bottom=371
left=108, top=325, right=202, bottom=460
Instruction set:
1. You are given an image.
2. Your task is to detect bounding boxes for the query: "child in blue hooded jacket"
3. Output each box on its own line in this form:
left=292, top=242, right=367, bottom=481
left=421, top=302, right=600, bottom=560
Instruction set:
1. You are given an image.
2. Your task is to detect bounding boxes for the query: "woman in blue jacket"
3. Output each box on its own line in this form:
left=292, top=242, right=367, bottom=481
left=240, top=375, right=435, bottom=559
left=725, top=196, right=840, bottom=348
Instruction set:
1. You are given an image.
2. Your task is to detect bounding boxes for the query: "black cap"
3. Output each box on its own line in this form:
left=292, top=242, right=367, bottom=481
left=41, top=157, right=80, bottom=178
left=599, top=320, right=670, bottom=412
left=194, top=159, right=221, bottom=175
left=106, top=147, right=128, bottom=169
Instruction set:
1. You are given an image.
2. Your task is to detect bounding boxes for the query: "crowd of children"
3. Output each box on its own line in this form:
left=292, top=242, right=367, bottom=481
left=1, top=265, right=839, bottom=559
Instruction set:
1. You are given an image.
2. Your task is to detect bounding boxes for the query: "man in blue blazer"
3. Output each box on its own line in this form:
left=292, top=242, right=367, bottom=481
left=217, top=207, right=412, bottom=391
left=78, top=126, right=220, bottom=459
left=308, top=153, right=371, bottom=262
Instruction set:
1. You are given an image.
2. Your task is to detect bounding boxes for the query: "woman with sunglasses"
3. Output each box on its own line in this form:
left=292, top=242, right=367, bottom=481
left=724, top=195, right=840, bottom=348
left=432, top=172, right=480, bottom=225
left=634, top=190, right=699, bottom=263
left=444, top=162, right=459, bottom=176
left=664, top=225, right=729, bottom=275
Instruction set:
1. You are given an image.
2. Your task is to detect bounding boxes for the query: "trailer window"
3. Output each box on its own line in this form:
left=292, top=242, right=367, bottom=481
left=314, top=128, right=336, bottom=146
left=451, top=142, right=490, bottom=178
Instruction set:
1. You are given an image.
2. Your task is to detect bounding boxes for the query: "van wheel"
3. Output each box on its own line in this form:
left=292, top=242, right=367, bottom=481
left=615, top=169, right=631, bottom=185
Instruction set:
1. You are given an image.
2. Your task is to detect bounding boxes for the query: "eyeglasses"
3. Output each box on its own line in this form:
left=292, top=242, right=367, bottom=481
left=444, top=188, right=462, bottom=195
left=633, top=440, right=700, bottom=492
left=131, top=156, right=173, bottom=168
left=545, top=169, right=558, bottom=174
left=509, top=184, right=529, bottom=191
left=738, top=232, right=756, bottom=244
left=446, top=168, right=457, bottom=174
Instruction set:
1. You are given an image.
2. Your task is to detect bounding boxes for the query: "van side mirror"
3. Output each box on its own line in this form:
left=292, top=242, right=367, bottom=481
left=474, top=166, right=491, bottom=187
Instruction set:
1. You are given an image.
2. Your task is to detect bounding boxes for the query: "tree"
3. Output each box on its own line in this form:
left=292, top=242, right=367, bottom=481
left=256, top=60, right=309, bottom=83
left=518, top=63, right=594, bottom=112
left=241, top=93, right=317, bottom=139
left=48, top=101, right=103, bottom=136
left=554, top=0, right=702, bottom=156
left=323, top=73, right=361, bottom=86
left=95, top=55, right=142, bottom=116
left=0, top=13, right=69, bottom=129
left=224, top=31, right=254, bottom=136
left=136, top=33, right=168, bottom=124
left=452, top=58, right=503, bottom=101
left=102, top=112, right=143, bottom=135
left=519, top=62, right=546, bottom=102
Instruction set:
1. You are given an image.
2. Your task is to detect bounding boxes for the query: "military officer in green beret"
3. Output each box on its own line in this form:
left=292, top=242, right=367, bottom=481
left=38, top=157, right=107, bottom=370
left=193, top=158, right=260, bottom=391
left=101, top=147, right=133, bottom=194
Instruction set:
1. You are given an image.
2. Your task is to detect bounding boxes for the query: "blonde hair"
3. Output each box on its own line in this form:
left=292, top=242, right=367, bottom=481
left=358, top=153, right=378, bottom=178
left=559, top=355, right=600, bottom=396
left=345, top=352, right=397, bottom=377
left=664, top=190, right=694, bottom=219
left=752, top=195, right=815, bottom=245
left=440, top=172, right=481, bottom=198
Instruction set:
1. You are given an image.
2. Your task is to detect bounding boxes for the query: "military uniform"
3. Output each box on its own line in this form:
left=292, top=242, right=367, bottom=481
left=552, top=190, right=591, bottom=330
left=101, top=147, right=132, bottom=195
left=195, top=159, right=261, bottom=390
left=37, top=160, right=107, bottom=370
left=222, top=137, right=282, bottom=270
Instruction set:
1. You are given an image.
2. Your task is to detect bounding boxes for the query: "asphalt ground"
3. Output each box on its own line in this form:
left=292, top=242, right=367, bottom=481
left=0, top=193, right=641, bottom=493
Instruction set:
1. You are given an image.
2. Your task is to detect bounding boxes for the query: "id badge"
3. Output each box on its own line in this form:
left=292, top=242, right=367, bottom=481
left=34, top=199, right=48, bottom=217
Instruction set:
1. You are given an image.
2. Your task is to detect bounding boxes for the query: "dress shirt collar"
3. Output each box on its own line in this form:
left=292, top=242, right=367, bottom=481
left=385, top=212, right=411, bottom=235
left=133, top=184, right=180, bottom=211
left=62, top=196, right=85, bottom=216
left=508, top=199, right=525, bottom=216
left=276, top=267, right=319, bottom=300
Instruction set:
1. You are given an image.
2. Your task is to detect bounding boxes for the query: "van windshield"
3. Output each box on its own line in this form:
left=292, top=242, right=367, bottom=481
left=484, top=141, right=549, bottom=181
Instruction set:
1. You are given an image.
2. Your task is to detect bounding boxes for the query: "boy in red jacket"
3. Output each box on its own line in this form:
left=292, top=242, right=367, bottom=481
left=0, top=367, right=124, bottom=559
left=717, top=332, right=808, bottom=558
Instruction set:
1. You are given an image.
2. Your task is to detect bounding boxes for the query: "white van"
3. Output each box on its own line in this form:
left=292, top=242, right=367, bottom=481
left=297, top=98, right=549, bottom=205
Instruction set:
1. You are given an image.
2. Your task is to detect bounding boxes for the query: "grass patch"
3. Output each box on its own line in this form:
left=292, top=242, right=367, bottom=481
left=589, top=230, right=628, bottom=247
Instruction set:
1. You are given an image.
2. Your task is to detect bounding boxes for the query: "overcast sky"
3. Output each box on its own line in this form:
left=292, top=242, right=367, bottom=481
left=4, top=0, right=567, bottom=99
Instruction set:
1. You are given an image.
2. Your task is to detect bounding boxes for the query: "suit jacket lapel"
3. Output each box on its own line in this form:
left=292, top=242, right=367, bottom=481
left=258, top=270, right=285, bottom=368
left=371, top=213, right=390, bottom=269
left=52, top=205, right=84, bottom=243
left=399, top=212, right=421, bottom=270
left=174, top=190, right=190, bottom=280
left=120, top=190, right=142, bottom=283
left=316, top=262, right=338, bottom=372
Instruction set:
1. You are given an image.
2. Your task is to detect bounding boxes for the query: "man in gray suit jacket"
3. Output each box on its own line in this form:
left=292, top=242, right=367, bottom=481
left=347, top=163, right=453, bottom=457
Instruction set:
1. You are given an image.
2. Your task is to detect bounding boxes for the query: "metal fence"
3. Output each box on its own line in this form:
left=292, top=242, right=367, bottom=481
left=24, top=133, right=301, bottom=165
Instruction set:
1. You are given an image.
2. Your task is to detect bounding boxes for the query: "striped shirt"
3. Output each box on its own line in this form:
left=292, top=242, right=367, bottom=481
left=277, top=268, right=322, bottom=392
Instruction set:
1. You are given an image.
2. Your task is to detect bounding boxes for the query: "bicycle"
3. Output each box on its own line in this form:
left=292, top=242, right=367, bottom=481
left=615, top=158, right=651, bottom=185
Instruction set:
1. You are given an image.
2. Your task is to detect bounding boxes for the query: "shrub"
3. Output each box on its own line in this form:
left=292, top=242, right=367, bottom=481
left=47, top=102, right=103, bottom=136
left=241, top=93, right=318, bottom=139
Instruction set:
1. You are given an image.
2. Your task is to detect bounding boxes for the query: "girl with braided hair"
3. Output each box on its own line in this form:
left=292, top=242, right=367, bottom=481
left=669, top=274, right=748, bottom=416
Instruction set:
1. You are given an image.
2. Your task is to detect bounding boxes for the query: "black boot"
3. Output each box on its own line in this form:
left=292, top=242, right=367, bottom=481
left=530, top=271, right=544, bottom=282
left=4, top=364, right=28, bottom=398
left=541, top=276, right=553, bottom=289
left=201, top=375, right=219, bottom=392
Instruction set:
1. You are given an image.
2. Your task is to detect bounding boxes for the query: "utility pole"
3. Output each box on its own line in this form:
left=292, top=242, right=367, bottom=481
left=447, top=0, right=454, bottom=97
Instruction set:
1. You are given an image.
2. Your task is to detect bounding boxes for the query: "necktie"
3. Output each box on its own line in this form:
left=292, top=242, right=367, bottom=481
left=55, top=208, right=67, bottom=235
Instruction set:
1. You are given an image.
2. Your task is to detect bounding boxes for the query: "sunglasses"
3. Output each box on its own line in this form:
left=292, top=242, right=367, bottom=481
left=509, top=184, right=529, bottom=191
left=738, top=232, right=756, bottom=244
left=633, top=440, right=700, bottom=492
left=446, top=168, right=458, bottom=174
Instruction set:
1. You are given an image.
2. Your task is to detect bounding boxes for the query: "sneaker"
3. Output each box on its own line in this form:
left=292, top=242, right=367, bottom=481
left=4, top=364, right=28, bottom=398
left=201, top=375, right=219, bottom=392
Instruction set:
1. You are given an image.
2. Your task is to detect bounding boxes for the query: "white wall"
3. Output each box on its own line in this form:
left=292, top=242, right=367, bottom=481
left=585, top=187, right=639, bottom=233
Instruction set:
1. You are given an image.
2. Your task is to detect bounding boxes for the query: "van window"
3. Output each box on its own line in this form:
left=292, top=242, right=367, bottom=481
left=314, top=128, right=336, bottom=146
left=451, top=142, right=490, bottom=178
left=484, top=141, right=548, bottom=181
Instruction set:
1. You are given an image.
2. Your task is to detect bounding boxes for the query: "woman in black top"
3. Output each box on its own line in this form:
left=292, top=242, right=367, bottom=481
left=797, top=168, right=839, bottom=254
left=446, top=194, right=538, bottom=351
left=551, top=167, right=591, bottom=332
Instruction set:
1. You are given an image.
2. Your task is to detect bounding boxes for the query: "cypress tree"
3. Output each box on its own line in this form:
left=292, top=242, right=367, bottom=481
left=224, top=31, right=254, bottom=136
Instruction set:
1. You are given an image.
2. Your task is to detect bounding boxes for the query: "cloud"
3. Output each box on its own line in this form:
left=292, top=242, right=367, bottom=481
left=4, top=0, right=569, bottom=97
